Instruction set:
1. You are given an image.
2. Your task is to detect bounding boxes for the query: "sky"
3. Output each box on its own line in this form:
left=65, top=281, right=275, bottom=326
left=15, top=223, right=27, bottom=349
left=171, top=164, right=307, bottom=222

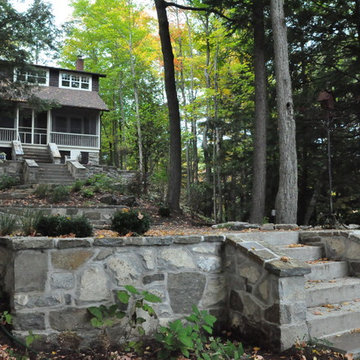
left=12, top=0, right=73, bottom=26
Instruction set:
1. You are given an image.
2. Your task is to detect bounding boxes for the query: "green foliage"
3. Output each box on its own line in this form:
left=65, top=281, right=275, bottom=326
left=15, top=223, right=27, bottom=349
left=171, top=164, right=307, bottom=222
left=33, top=184, right=50, bottom=199
left=19, top=209, right=43, bottom=236
left=189, top=183, right=213, bottom=217
left=49, top=185, right=70, bottom=203
left=71, top=179, right=85, bottom=193
left=88, top=285, right=161, bottom=336
left=81, top=188, right=95, bottom=198
left=111, top=209, right=151, bottom=236
left=156, top=305, right=243, bottom=360
left=0, top=213, right=17, bottom=235
left=0, top=311, right=12, bottom=325
left=35, top=215, right=92, bottom=237
left=158, top=206, right=171, bottom=218
left=0, top=174, right=18, bottom=190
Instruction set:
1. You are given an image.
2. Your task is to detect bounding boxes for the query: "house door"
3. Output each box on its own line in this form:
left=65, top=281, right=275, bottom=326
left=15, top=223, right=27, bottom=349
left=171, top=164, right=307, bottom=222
left=19, top=108, right=47, bottom=144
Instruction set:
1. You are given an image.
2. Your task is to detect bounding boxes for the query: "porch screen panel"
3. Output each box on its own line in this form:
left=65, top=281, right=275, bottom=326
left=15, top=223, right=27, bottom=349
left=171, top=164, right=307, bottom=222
left=0, top=105, right=16, bottom=142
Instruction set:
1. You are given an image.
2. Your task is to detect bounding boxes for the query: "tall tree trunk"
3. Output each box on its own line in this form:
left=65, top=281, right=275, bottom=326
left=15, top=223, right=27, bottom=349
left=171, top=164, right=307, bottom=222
left=155, top=0, right=182, bottom=211
left=128, top=2, right=144, bottom=185
left=250, top=0, right=268, bottom=224
left=175, top=7, right=192, bottom=205
left=270, top=0, right=298, bottom=224
left=203, top=15, right=212, bottom=184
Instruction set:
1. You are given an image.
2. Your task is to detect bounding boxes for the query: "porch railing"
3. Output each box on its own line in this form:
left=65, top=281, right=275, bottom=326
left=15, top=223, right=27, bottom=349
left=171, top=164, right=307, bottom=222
left=50, top=132, right=99, bottom=148
left=0, top=128, right=17, bottom=142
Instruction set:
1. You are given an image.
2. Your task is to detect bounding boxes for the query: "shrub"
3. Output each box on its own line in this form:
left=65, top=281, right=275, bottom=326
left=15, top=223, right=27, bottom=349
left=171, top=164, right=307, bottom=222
left=0, top=213, right=17, bottom=235
left=158, top=206, right=171, bottom=218
left=81, top=188, right=95, bottom=198
left=0, top=174, right=19, bottom=190
left=20, top=209, right=44, bottom=236
left=33, top=184, right=50, bottom=199
left=35, top=215, right=93, bottom=237
left=49, top=185, right=70, bottom=203
left=71, top=180, right=85, bottom=193
left=111, top=209, right=150, bottom=236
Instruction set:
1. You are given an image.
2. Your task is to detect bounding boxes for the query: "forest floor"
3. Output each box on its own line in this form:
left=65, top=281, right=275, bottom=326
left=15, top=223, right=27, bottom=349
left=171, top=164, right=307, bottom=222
left=0, top=187, right=350, bottom=359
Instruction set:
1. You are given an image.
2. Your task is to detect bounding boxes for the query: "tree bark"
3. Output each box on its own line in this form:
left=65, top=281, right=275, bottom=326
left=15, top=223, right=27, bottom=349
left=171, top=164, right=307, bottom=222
left=249, top=0, right=268, bottom=224
left=155, top=0, right=182, bottom=211
left=270, top=0, right=298, bottom=224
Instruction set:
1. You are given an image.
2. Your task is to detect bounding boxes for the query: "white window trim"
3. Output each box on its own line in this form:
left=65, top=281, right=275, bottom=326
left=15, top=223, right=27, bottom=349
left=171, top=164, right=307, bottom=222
left=59, top=71, right=92, bottom=91
left=13, top=68, right=49, bottom=86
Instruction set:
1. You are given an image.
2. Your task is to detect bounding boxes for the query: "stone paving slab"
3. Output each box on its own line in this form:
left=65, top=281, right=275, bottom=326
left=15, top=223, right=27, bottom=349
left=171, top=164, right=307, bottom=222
left=305, top=261, right=348, bottom=281
left=305, top=277, right=360, bottom=307
left=324, top=331, right=360, bottom=358
left=279, top=245, right=323, bottom=261
left=307, top=299, right=360, bottom=338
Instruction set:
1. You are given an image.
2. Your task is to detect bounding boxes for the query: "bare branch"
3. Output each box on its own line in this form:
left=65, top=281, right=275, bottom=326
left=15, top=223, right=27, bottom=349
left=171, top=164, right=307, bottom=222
left=164, top=1, right=233, bottom=22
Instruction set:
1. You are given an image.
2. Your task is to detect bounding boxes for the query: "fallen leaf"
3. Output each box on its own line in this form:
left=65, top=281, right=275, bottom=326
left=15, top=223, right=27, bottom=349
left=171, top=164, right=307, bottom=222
left=313, top=311, right=323, bottom=315
left=280, top=256, right=290, bottom=262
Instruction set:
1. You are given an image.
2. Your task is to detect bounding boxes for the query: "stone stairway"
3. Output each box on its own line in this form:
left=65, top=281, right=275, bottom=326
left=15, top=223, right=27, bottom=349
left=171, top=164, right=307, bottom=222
left=271, top=235, right=360, bottom=357
left=22, top=146, right=52, bottom=163
left=38, top=163, right=75, bottom=185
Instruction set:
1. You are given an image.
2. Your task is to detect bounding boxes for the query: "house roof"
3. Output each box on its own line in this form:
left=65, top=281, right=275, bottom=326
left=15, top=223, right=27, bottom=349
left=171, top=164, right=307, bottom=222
left=32, top=86, right=109, bottom=111
left=33, top=63, right=107, bottom=78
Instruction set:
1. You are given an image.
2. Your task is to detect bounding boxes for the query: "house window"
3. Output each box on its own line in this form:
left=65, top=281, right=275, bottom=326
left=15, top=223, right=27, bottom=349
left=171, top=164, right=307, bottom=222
left=60, top=72, right=91, bottom=91
left=14, top=68, right=49, bottom=86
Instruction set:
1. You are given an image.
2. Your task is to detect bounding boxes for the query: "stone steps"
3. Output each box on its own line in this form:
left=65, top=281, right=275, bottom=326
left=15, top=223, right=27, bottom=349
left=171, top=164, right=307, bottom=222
left=38, top=164, right=75, bottom=185
left=23, top=146, right=52, bottom=163
left=272, top=235, right=360, bottom=357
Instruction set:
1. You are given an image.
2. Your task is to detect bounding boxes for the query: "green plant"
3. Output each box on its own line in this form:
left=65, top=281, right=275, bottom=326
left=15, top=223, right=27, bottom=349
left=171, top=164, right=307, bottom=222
left=158, top=206, right=171, bottom=218
left=33, top=184, right=50, bottom=199
left=0, top=311, right=12, bottom=325
left=0, top=213, right=17, bottom=235
left=81, top=188, right=95, bottom=198
left=20, top=209, right=43, bottom=236
left=49, top=185, right=70, bottom=203
left=35, top=215, right=93, bottom=237
left=0, top=174, right=18, bottom=190
left=88, top=285, right=161, bottom=332
left=71, top=179, right=85, bottom=193
left=111, top=209, right=151, bottom=236
left=156, top=306, right=244, bottom=360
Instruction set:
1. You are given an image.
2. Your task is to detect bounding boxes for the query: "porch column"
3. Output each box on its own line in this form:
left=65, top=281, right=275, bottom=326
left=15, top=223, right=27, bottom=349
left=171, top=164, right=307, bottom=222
left=96, top=112, right=101, bottom=148
left=31, top=109, right=35, bottom=144
left=47, top=110, right=51, bottom=144
left=15, top=106, right=19, bottom=140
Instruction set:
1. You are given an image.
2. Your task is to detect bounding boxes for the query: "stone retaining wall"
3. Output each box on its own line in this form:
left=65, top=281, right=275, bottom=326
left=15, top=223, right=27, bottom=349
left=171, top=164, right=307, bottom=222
left=0, top=232, right=331, bottom=351
left=0, top=235, right=226, bottom=350
left=0, top=206, right=126, bottom=227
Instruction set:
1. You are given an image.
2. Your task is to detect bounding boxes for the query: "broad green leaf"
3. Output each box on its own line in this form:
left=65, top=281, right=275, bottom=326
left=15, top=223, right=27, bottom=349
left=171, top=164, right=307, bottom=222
left=117, top=290, right=130, bottom=304
left=202, top=324, right=213, bottom=334
left=143, top=291, right=161, bottom=303
left=124, top=285, right=140, bottom=295
left=87, top=307, right=103, bottom=320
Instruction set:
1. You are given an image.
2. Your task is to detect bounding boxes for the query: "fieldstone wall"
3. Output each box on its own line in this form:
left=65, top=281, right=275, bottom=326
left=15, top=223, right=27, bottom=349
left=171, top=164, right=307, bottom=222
left=85, top=165, right=138, bottom=186
left=225, top=233, right=311, bottom=350
left=300, top=230, right=360, bottom=276
left=0, top=161, right=22, bottom=182
left=0, top=235, right=226, bottom=350
left=0, top=206, right=127, bottom=228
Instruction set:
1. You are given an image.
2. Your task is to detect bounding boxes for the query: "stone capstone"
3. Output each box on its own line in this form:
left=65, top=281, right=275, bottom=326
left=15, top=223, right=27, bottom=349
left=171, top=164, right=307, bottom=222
left=168, top=272, right=206, bottom=314
left=14, top=251, right=48, bottom=292
left=78, top=266, right=110, bottom=302
left=51, top=250, right=93, bottom=270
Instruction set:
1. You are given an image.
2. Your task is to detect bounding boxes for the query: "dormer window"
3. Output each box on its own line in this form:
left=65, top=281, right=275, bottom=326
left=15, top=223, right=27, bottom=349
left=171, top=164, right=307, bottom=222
left=60, top=72, right=91, bottom=91
left=14, top=68, right=49, bottom=86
